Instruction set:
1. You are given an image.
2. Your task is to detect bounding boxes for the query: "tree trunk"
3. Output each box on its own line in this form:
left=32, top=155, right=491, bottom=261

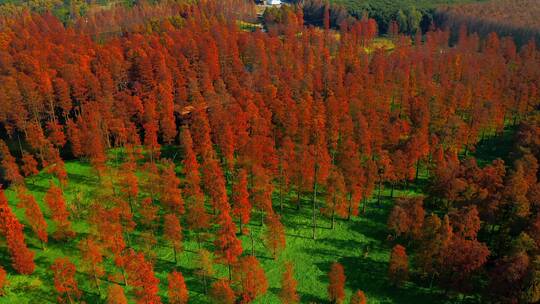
left=312, top=165, right=319, bottom=240
left=250, top=229, right=255, bottom=256
left=122, top=268, right=128, bottom=287
left=125, top=231, right=132, bottom=247
left=347, top=194, right=352, bottom=221
left=331, top=209, right=335, bottom=230
left=203, top=274, right=207, bottom=294
left=377, top=178, right=382, bottom=206
left=16, top=132, right=24, bottom=156
left=331, top=193, right=336, bottom=229
left=279, top=162, right=284, bottom=213
left=415, top=159, right=420, bottom=181
left=239, top=218, right=243, bottom=234
left=362, top=198, right=367, bottom=214
left=429, top=272, right=436, bottom=289
left=196, top=232, right=201, bottom=250
left=296, top=189, right=301, bottom=211
left=93, top=270, right=101, bottom=296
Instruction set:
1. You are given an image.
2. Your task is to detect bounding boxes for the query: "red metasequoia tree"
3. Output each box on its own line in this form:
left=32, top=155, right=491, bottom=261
left=388, top=244, right=409, bottom=287
left=387, top=197, right=425, bottom=240
left=44, top=181, right=74, bottom=240
left=0, top=265, right=7, bottom=296
left=0, top=189, right=35, bottom=274
left=195, top=249, right=214, bottom=294
left=232, top=169, right=251, bottom=234
left=214, top=207, right=243, bottom=280
left=264, top=213, right=286, bottom=259
left=139, top=197, right=159, bottom=229
left=107, top=284, right=128, bottom=304
left=324, top=167, right=348, bottom=229
left=280, top=262, right=299, bottom=304
left=180, top=128, right=201, bottom=197
left=163, top=214, right=183, bottom=264
left=328, top=262, right=346, bottom=304
left=51, top=257, right=81, bottom=304
left=123, top=249, right=162, bottom=304
left=78, top=238, right=104, bottom=295
left=210, top=279, right=236, bottom=304
left=350, top=290, right=367, bottom=304
left=233, top=255, right=269, bottom=304
left=16, top=186, right=48, bottom=247
left=0, top=140, right=23, bottom=185
left=168, top=271, right=189, bottom=304
left=20, top=152, right=39, bottom=178
left=181, top=128, right=210, bottom=241
left=159, top=160, right=184, bottom=215
left=201, top=155, right=229, bottom=212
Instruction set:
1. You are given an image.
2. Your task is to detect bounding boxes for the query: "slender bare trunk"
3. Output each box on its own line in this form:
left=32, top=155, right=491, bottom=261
left=312, top=165, right=319, bottom=240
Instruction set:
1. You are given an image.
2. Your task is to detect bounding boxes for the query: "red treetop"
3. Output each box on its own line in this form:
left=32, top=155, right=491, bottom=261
left=0, top=265, right=6, bottom=295
left=264, top=213, right=286, bottom=259
left=168, top=271, right=189, bottom=304
left=232, top=169, right=251, bottom=233
left=124, top=249, right=162, bottom=304
left=214, top=207, right=243, bottom=267
left=328, top=262, right=346, bottom=304
left=44, top=181, right=74, bottom=240
left=107, top=284, right=128, bottom=304
left=0, top=189, right=35, bottom=274
left=181, top=128, right=201, bottom=195
left=160, top=160, right=184, bottom=215
left=280, top=262, right=299, bottom=304
left=234, top=255, right=269, bottom=303
left=210, top=279, right=236, bottom=304
left=350, top=290, right=367, bottom=304
left=17, top=187, right=48, bottom=244
left=0, top=140, right=23, bottom=184
left=20, top=152, right=39, bottom=178
left=388, top=244, right=409, bottom=286
left=51, top=257, right=81, bottom=304
left=163, top=214, right=183, bottom=261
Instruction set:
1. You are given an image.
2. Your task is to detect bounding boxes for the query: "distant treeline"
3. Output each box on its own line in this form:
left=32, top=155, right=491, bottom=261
left=435, top=0, right=540, bottom=47
left=291, top=0, right=481, bottom=34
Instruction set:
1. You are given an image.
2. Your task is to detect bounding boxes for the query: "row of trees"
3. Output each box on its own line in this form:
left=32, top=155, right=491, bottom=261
left=436, top=0, right=540, bottom=47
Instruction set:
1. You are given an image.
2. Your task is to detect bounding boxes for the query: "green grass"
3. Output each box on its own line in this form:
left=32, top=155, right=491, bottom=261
left=0, top=149, right=452, bottom=304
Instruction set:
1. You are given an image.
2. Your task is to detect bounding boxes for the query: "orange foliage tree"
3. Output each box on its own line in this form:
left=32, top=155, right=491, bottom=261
left=328, top=262, right=346, bottom=304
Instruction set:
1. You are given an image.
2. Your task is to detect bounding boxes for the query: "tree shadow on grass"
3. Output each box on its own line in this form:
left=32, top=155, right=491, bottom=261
left=338, top=255, right=447, bottom=304
left=67, top=171, right=97, bottom=187
left=25, top=183, right=49, bottom=193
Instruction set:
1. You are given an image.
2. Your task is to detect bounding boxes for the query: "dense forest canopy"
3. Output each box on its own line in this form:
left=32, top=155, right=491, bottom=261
left=0, top=0, right=539, bottom=303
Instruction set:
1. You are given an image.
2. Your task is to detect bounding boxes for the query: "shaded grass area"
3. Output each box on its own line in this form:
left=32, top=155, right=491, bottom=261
left=471, top=126, right=516, bottom=167
left=1, top=151, right=451, bottom=304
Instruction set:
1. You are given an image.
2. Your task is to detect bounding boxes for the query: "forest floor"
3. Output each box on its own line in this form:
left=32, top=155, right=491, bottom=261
left=1, top=147, right=485, bottom=304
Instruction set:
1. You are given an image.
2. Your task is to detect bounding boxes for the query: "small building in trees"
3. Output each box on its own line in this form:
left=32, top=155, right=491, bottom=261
left=266, top=0, right=281, bottom=5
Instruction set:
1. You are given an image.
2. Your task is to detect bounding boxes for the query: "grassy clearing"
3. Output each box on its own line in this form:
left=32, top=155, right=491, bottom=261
left=237, top=20, right=263, bottom=32
left=364, top=37, right=395, bottom=53
left=1, top=149, right=449, bottom=304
